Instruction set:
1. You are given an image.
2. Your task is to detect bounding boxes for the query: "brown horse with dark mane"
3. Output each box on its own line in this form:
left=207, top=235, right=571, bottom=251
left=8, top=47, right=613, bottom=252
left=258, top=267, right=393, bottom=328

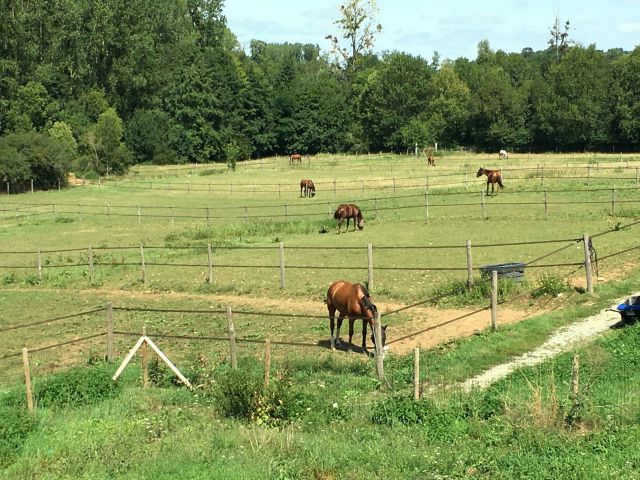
left=300, top=179, right=315, bottom=197
left=476, top=167, right=504, bottom=196
left=427, top=155, right=436, bottom=166
left=326, top=280, right=386, bottom=354
left=334, top=203, right=364, bottom=233
left=290, top=153, right=302, bottom=164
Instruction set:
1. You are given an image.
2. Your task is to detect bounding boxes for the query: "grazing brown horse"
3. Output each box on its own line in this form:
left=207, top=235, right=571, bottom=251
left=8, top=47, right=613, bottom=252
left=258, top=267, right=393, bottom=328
left=289, top=153, right=302, bottom=164
left=427, top=155, right=436, bottom=166
left=334, top=203, right=364, bottom=233
left=300, top=179, right=316, bottom=197
left=476, top=167, right=504, bottom=196
left=326, top=280, right=386, bottom=353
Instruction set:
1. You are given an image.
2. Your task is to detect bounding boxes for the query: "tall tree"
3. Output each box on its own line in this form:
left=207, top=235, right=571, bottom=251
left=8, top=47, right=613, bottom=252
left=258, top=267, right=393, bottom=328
left=325, top=0, right=382, bottom=72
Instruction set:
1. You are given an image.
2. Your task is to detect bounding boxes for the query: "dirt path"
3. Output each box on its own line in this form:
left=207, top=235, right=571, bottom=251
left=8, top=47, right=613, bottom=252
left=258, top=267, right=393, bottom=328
left=461, top=294, right=635, bottom=392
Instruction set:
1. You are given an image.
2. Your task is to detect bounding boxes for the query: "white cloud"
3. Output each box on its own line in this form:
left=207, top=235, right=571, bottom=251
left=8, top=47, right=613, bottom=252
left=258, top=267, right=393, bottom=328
left=620, top=22, right=640, bottom=33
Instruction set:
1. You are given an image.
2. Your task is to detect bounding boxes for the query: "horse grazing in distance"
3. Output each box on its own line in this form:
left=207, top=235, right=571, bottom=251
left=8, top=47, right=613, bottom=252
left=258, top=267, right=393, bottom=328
left=326, top=280, right=386, bottom=354
left=290, top=153, right=302, bottom=164
left=334, top=203, right=364, bottom=233
left=499, top=149, right=508, bottom=160
left=427, top=155, right=436, bottom=166
left=477, top=167, right=504, bottom=196
left=300, top=179, right=316, bottom=197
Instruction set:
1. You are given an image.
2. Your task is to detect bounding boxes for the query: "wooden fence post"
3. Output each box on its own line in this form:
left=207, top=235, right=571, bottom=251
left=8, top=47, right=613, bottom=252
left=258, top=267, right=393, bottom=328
left=6, top=181, right=9, bottom=195
left=571, top=354, right=580, bottom=408
left=171, top=207, right=174, bottom=226
left=374, top=311, right=384, bottom=382
left=30, top=179, right=34, bottom=193
left=137, top=206, right=141, bottom=225
left=36, top=249, right=42, bottom=280
left=466, top=240, right=474, bottom=287
left=106, top=302, right=114, bottom=362
left=140, top=243, right=147, bottom=283
left=375, top=197, right=379, bottom=216
left=424, top=191, right=429, bottom=223
left=264, top=339, right=271, bottom=387
left=393, top=177, right=396, bottom=196
left=142, top=326, right=148, bottom=388
left=201, top=243, right=211, bottom=284
left=22, top=348, right=34, bottom=412
left=582, top=234, right=593, bottom=293
left=284, top=204, right=288, bottom=221
left=279, top=242, right=286, bottom=289
left=544, top=190, right=548, bottom=219
left=414, top=347, right=420, bottom=401
left=611, top=188, right=616, bottom=215
left=88, top=246, right=95, bottom=284
left=227, top=306, right=237, bottom=369
left=481, top=191, right=486, bottom=219
left=367, top=243, right=374, bottom=291
left=333, top=180, right=336, bottom=196
left=491, top=270, right=498, bottom=331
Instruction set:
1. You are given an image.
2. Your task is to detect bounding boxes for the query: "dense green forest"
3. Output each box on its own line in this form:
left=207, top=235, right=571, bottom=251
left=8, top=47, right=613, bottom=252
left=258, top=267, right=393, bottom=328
left=1, top=0, right=640, bottom=190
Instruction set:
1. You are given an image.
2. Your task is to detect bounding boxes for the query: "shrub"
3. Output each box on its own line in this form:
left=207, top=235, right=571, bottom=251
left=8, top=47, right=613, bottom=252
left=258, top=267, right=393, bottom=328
left=34, top=363, right=122, bottom=408
left=533, top=273, right=568, bottom=298
left=211, top=363, right=301, bottom=426
left=433, top=277, right=520, bottom=307
left=0, top=406, right=37, bottom=466
left=371, top=395, right=467, bottom=440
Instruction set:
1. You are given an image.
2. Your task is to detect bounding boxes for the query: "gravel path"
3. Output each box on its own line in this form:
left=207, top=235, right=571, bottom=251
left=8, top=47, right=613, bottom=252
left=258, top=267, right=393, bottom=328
left=461, top=294, right=637, bottom=392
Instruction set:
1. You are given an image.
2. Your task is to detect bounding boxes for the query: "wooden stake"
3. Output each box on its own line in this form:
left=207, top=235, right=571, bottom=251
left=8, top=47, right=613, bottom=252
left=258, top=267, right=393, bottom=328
left=264, top=339, right=271, bottom=387
left=583, top=234, right=593, bottom=293
left=207, top=244, right=213, bottom=284
left=142, top=326, right=148, bottom=388
left=106, top=302, right=114, bottom=362
left=140, top=243, right=146, bottom=283
left=227, top=306, right=237, bottom=369
left=414, top=347, right=420, bottom=401
left=466, top=240, right=473, bottom=287
left=374, top=312, right=384, bottom=382
left=491, top=270, right=498, bottom=331
left=22, top=348, right=34, bottom=412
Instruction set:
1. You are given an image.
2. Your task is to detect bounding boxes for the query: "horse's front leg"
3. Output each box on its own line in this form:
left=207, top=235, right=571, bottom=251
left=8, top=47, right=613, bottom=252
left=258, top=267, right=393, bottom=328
left=361, top=319, right=369, bottom=354
left=348, top=318, right=355, bottom=345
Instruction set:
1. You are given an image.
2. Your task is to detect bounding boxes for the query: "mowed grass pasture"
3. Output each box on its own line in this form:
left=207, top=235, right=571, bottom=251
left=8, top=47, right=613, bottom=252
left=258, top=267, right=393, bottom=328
left=2, top=152, right=640, bottom=478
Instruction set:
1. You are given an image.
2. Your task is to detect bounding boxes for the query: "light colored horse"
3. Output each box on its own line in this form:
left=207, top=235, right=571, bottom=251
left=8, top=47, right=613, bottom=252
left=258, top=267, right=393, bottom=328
left=499, top=149, right=508, bottom=160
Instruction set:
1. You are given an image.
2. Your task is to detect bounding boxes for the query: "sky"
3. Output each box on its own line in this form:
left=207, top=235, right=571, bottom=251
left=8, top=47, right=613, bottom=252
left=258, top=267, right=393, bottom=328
left=224, top=0, right=640, bottom=61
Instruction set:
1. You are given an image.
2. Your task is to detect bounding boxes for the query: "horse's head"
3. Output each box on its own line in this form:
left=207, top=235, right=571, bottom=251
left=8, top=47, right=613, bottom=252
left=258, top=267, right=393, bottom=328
left=310, top=186, right=316, bottom=197
left=359, top=290, right=377, bottom=317
left=476, top=167, right=484, bottom=178
left=357, top=215, right=365, bottom=230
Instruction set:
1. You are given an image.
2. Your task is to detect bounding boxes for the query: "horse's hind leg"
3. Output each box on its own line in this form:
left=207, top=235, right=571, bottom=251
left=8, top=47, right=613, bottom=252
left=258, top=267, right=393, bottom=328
left=329, top=307, right=337, bottom=349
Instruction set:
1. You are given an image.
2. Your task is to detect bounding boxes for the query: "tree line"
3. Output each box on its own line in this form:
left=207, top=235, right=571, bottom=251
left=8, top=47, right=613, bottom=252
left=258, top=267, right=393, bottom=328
left=1, top=0, right=639, bottom=191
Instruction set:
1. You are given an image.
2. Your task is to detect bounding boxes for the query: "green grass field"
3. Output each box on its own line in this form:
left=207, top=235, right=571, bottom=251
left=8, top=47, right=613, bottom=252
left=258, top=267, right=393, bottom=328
left=1, top=152, right=640, bottom=478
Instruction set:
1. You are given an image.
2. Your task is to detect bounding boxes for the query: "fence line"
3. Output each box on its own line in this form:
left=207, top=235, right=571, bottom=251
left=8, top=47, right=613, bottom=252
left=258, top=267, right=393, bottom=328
left=0, top=307, right=107, bottom=333
left=4, top=195, right=640, bottom=224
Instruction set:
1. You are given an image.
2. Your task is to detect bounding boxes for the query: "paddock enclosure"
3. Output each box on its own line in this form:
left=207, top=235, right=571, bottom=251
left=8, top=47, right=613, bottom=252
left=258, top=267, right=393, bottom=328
left=2, top=152, right=640, bottom=388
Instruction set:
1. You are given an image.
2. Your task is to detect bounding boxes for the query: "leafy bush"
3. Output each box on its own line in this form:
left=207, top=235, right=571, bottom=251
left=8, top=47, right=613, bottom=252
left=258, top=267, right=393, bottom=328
left=433, top=277, right=521, bottom=307
left=0, top=406, right=37, bottom=466
left=34, top=363, right=122, bottom=408
left=533, top=273, right=568, bottom=298
left=211, top=362, right=302, bottom=426
left=371, top=395, right=467, bottom=440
